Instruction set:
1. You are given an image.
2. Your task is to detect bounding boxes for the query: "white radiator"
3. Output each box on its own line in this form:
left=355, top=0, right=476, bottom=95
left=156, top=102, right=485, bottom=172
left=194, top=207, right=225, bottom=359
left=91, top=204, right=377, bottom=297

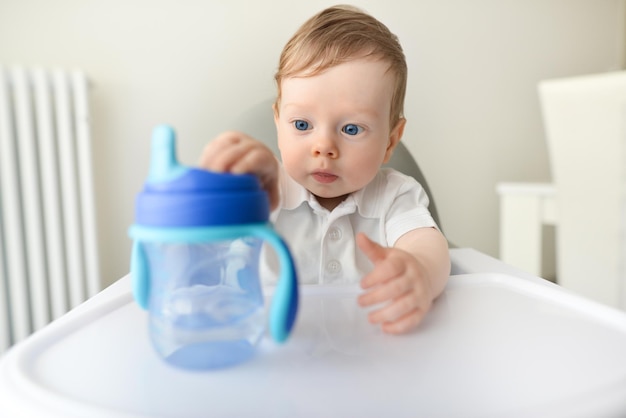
left=0, top=66, right=100, bottom=352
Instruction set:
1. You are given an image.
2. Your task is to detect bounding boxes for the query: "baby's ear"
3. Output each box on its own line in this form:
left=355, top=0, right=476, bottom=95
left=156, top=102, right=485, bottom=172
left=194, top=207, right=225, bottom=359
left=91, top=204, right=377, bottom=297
left=383, top=118, right=406, bottom=163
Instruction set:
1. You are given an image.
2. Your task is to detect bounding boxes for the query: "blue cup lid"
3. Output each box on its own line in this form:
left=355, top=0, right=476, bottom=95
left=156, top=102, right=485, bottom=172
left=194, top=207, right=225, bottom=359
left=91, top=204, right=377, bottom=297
left=134, top=125, right=270, bottom=227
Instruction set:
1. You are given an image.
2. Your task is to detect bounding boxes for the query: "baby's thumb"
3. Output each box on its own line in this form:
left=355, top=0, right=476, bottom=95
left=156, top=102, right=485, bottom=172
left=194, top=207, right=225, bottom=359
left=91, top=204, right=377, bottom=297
left=356, top=233, right=387, bottom=264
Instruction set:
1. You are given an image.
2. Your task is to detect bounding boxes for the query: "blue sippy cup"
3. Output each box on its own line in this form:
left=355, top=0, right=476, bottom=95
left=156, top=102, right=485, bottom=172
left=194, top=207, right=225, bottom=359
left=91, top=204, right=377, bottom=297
left=129, top=125, right=298, bottom=370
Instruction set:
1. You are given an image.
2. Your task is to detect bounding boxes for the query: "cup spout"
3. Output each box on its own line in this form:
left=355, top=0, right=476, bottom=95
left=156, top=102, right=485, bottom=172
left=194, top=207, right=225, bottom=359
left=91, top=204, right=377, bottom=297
left=148, top=124, right=187, bottom=184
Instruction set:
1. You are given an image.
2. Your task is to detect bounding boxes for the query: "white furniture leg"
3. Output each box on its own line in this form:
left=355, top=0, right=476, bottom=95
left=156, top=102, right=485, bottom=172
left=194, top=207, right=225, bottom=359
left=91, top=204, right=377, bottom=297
left=497, top=182, right=556, bottom=277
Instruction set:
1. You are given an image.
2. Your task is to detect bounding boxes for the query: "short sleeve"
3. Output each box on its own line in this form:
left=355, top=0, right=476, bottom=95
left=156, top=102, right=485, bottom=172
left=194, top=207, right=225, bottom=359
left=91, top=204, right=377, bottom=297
left=382, top=170, right=437, bottom=246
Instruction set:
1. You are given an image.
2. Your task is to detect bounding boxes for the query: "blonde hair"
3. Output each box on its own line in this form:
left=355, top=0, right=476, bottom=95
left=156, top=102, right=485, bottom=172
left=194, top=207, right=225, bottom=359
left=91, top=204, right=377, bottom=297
left=274, top=5, right=407, bottom=128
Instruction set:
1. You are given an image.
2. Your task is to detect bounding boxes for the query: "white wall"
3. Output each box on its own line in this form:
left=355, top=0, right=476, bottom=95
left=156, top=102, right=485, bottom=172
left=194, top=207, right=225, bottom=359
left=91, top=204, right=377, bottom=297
left=0, top=0, right=624, bottom=287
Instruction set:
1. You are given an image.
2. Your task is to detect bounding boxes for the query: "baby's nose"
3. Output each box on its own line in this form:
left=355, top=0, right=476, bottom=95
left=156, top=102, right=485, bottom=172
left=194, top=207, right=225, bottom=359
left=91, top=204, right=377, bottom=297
left=312, top=135, right=339, bottom=158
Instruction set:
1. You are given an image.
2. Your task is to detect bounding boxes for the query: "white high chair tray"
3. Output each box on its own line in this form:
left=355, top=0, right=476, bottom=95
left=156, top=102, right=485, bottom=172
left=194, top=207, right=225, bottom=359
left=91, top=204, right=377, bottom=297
left=1, top=273, right=626, bottom=418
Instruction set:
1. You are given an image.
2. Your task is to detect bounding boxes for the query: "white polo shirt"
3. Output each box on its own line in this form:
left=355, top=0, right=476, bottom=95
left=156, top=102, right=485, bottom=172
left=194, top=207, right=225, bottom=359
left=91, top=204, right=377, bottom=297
left=261, top=166, right=437, bottom=285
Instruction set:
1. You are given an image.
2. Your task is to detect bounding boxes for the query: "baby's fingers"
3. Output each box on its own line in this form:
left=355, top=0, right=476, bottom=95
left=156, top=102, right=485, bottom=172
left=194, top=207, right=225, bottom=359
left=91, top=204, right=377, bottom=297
left=356, top=233, right=388, bottom=264
left=381, top=309, right=425, bottom=335
left=199, top=132, right=254, bottom=172
left=358, top=277, right=411, bottom=307
left=368, top=293, right=431, bottom=334
left=366, top=292, right=417, bottom=324
left=216, top=140, right=266, bottom=174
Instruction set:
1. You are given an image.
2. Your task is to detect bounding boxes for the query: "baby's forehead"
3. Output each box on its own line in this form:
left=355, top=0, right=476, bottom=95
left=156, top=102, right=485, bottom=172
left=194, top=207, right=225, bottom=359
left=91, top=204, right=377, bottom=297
left=280, top=60, right=395, bottom=110
left=286, top=55, right=394, bottom=80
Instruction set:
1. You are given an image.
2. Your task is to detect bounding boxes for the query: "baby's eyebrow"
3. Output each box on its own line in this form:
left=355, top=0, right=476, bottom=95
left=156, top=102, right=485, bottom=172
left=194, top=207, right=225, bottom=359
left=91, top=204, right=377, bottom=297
left=280, top=101, right=386, bottom=124
left=354, top=107, right=383, bottom=120
left=281, top=102, right=308, bottom=112
left=283, top=102, right=379, bottom=116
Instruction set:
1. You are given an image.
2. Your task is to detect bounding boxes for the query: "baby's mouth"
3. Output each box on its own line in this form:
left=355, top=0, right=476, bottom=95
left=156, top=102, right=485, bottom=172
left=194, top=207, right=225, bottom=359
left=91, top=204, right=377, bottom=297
left=311, top=170, right=338, bottom=184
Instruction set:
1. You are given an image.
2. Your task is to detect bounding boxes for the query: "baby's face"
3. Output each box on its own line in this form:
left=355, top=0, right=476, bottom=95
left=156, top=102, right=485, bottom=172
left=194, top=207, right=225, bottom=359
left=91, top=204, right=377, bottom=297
left=275, top=58, right=403, bottom=211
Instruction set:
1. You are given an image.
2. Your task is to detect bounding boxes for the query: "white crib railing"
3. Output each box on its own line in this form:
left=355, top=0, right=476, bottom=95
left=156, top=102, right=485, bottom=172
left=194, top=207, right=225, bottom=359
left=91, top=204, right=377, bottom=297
left=0, top=66, right=100, bottom=353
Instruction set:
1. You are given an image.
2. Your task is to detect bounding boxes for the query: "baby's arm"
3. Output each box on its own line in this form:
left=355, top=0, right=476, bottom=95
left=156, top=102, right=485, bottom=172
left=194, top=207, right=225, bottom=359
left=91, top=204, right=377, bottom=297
left=199, top=131, right=280, bottom=210
left=357, top=228, right=450, bottom=334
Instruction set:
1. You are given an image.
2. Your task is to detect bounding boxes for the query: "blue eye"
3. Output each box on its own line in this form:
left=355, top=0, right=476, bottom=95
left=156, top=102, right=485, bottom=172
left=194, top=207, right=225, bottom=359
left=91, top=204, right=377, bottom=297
left=294, top=120, right=309, bottom=131
left=342, top=124, right=362, bottom=136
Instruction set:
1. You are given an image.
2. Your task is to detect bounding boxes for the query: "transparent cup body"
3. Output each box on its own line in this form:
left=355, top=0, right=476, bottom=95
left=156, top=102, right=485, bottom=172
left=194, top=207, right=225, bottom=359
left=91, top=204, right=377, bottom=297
left=143, top=237, right=265, bottom=370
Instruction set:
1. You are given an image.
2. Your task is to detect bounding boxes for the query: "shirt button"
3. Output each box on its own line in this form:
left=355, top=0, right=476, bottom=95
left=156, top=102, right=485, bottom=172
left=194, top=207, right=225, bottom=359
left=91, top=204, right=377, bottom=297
left=328, top=227, right=342, bottom=241
left=326, top=260, right=342, bottom=275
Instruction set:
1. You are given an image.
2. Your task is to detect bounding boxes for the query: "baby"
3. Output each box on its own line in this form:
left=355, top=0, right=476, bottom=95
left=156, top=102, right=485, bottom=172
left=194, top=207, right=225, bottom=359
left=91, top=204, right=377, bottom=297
left=200, top=5, right=450, bottom=334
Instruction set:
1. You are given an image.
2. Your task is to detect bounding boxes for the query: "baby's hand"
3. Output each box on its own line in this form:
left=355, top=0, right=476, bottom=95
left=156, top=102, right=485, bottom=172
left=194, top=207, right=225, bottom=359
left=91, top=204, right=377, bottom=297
left=356, top=233, right=434, bottom=334
left=199, top=131, right=280, bottom=210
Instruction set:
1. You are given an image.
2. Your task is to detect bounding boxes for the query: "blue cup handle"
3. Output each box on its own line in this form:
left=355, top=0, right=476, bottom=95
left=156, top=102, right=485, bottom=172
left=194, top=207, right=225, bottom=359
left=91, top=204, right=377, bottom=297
left=254, top=227, right=299, bottom=343
left=130, top=240, right=150, bottom=310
